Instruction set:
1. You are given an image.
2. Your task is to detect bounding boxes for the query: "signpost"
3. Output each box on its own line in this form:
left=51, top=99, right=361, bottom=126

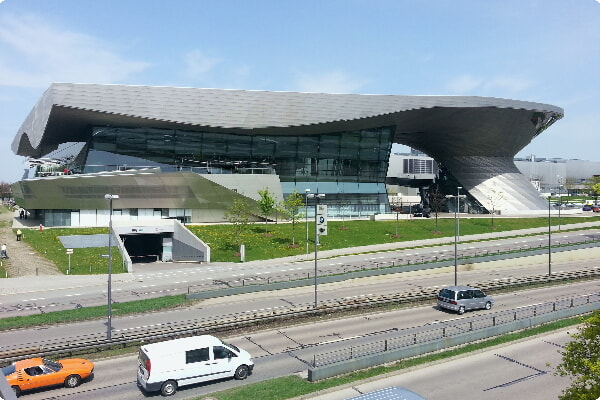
left=66, top=248, right=73, bottom=274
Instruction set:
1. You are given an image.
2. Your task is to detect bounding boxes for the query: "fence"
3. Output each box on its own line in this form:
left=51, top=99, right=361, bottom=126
left=307, top=293, right=600, bottom=381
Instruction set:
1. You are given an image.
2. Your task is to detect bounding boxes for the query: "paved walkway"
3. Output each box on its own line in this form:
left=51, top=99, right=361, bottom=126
left=0, top=208, right=61, bottom=277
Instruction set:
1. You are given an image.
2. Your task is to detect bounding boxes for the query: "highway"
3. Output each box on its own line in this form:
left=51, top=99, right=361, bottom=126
left=0, top=227, right=598, bottom=399
left=5, top=280, right=596, bottom=399
left=1, top=265, right=599, bottom=399
left=0, top=228, right=598, bottom=317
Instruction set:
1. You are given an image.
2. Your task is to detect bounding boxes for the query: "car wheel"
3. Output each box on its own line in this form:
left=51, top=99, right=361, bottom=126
left=160, top=380, right=177, bottom=396
left=234, top=365, right=249, bottom=380
left=485, top=301, right=492, bottom=310
left=12, top=386, right=21, bottom=397
left=64, top=374, right=82, bottom=388
left=458, top=306, right=465, bottom=315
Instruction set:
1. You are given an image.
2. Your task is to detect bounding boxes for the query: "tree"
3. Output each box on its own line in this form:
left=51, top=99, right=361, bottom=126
left=0, top=181, right=12, bottom=200
left=224, top=198, right=252, bottom=246
left=257, top=188, right=276, bottom=235
left=279, top=190, right=305, bottom=246
left=585, top=176, right=600, bottom=203
left=555, top=311, right=600, bottom=400
left=486, top=188, right=504, bottom=228
left=389, top=195, right=403, bottom=237
left=428, top=184, right=445, bottom=233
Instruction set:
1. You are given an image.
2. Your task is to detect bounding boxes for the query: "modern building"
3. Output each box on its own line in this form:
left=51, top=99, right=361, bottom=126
left=11, top=83, right=564, bottom=227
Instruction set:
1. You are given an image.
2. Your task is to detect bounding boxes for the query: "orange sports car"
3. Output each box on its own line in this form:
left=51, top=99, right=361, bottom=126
left=2, top=357, right=94, bottom=397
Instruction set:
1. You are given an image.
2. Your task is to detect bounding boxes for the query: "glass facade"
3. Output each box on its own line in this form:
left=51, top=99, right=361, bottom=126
left=71, top=126, right=394, bottom=217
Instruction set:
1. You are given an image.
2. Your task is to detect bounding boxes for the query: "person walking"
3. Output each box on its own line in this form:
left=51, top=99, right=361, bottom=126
left=16, top=229, right=22, bottom=241
left=1, top=243, right=8, bottom=259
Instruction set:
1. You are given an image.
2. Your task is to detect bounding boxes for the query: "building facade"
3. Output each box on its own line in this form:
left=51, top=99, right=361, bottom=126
left=11, top=83, right=563, bottom=226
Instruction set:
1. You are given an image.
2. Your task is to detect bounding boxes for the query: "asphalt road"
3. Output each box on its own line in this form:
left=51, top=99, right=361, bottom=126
left=5, top=280, right=597, bottom=400
left=0, top=229, right=598, bottom=318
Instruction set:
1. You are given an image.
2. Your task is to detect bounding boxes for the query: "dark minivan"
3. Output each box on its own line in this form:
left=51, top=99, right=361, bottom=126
left=437, top=285, right=493, bottom=314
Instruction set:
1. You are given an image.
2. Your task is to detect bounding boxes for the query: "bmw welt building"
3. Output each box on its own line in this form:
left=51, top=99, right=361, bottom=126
left=11, top=83, right=563, bottom=227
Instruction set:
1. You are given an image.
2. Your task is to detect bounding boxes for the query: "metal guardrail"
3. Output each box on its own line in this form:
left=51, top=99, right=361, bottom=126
left=310, top=292, right=600, bottom=368
left=1, top=266, right=599, bottom=366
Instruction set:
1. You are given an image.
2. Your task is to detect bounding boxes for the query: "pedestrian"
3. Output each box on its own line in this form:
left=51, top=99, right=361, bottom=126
left=19, top=210, right=24, bottom=219
left=16, top=229, right=22, bottom=241
left=1, top=243, right=8, bottom=259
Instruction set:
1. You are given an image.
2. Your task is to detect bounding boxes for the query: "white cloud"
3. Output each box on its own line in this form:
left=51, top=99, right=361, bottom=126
left=445, top=74, right=533, bottom=97
left=183, top=49, right=221, bottom=80
left=293, top=70, right=368, bottom=94
left=0, top=13, right=150, bottom=88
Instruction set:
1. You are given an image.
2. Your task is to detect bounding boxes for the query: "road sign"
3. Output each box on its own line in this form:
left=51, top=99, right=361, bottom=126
left=317, top=204, right=327, bottom=236
left=66, top=249, right=73, bottom=255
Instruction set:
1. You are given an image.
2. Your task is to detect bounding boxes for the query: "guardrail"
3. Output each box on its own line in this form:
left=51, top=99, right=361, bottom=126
left=1, top=266, right=599, bottom=366
left=307, top=293, right=600, bottom=381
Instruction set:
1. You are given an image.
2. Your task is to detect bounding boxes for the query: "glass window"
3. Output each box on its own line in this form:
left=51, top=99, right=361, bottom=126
left=186, top=347, right=210, bottom=363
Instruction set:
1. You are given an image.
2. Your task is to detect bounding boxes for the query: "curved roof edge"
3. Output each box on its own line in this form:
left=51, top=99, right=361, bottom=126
left=12, top=83, right=563, bottom=157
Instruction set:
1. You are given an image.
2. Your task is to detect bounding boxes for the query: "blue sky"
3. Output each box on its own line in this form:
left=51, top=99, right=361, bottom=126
left=1, top=0, right=598, bottom=183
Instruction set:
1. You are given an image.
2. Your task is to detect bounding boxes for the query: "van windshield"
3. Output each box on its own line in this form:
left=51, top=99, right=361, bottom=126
left=223, top=341, right=240, bottom=352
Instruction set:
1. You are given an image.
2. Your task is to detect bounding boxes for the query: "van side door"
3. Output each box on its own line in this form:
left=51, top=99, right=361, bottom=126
left=211, top=346, right=237, bottom=378
left=184, top=347, right=211, bottom=384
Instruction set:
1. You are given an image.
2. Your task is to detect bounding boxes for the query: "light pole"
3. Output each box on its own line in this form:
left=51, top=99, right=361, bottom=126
left=548, top=195, right=552, bottom=276
left=446, top=187, right=465, bottom=286
left=307, top=193, right=325, bottom=308
left=305, top=189, right=310, bottom=257
left=456, top=186, right=462, bottom=241
left=104, top=194, right=119, bottom=340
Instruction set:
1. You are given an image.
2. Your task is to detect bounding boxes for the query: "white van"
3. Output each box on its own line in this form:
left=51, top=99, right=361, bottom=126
left=136, top=335, right=254, bottom=396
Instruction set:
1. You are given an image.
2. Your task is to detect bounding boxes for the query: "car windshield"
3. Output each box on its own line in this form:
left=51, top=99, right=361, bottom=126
left=42, top=359, right=62, bottom=372
left=2, top=365, right=16, bottom=375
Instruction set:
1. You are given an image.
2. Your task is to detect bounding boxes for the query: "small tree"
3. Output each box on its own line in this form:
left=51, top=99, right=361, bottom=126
left=257, top=187, right=276, bottom=235
left=487, top=187, right=504, bottom=228
left=585, top=176, right=600, bottom=203
left=555, top=311, right=600, bottom=400
left=279, top=190, right=305, bottom=246
left=224, top=198, right=252, bottom=247
left=389, top=195, right=403, bottom=237
left=428, top=184, right=445, bottom=233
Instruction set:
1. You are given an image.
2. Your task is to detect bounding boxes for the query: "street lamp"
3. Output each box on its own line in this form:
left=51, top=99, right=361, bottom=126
left=104, top=194, right=119, bottom=340
left=548, top=195, right=552, bottom=277
left=446, top=187, right=465, bottom=286
left=307, top=192, right=325, bottom=308
left=305, top=189, right=310, bottom=257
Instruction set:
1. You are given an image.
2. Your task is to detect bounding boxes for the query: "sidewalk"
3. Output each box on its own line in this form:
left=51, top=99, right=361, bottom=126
left=0, top=208, right=61, bottom=277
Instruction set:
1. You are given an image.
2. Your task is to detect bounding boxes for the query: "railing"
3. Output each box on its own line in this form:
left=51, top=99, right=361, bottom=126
left=310, top=293, right=600, bottom=368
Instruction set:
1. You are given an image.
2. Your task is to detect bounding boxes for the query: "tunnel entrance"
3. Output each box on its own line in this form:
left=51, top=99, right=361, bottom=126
left=121, top=233, right=167, bottom=263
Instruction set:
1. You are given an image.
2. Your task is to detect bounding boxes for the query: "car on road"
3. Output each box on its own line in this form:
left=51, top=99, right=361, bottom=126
left=582, top=205, right=593, bottom=211
left=437, top=285, right=494, bottom=314
left=2, top=357, right=94, bottom=397
left=592, top=205, right=600, bottom=213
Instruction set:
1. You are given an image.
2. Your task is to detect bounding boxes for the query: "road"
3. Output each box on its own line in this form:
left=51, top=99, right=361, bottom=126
left=0, top=229, right=598, bottom=317
left=3, top=279, right=598, bottom=399
left=305, top=328, right=574, bottom=400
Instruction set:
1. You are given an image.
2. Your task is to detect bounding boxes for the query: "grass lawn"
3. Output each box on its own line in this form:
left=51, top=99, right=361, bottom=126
left=11, top=214, right=600, bottom=274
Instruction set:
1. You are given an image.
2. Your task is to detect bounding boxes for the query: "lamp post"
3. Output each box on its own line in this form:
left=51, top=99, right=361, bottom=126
left=104, top=194, right=119, bottom=340
left=307, top=193, right=325, bottom=308
left=446, top=187, right=465, bottom=286
left=548, top=195, right=552, bottom=276
left=305, top=189, right=310, bottom=257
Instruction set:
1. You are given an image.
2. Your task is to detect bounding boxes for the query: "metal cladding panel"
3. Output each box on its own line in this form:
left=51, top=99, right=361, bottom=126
left=11, top=83, right=565, bottom=213
left=13, top=83, right=563, bottom=157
